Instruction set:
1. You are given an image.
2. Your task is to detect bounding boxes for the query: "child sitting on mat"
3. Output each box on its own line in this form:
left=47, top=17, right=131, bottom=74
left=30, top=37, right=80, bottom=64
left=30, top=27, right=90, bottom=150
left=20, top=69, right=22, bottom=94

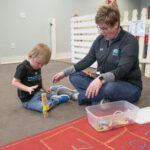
left=12, top=43, right=69, bottom=112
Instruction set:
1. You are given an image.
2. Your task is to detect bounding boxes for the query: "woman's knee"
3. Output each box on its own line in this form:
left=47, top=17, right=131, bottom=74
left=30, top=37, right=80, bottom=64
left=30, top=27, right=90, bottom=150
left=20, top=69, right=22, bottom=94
left=102, top=82, right=115, bottom=96
left=69, top=73, right=74, bottom=83
left=69, top=72, right=82, bottom=84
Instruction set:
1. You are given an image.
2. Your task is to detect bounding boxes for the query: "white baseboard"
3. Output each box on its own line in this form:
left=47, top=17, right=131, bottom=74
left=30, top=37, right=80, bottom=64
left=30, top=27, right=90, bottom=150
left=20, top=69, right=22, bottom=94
left=0, top=52, right=71, bottom=64
left=51, top=52, right=71, bottom=60
left=0, top=56, right=27, bottom=64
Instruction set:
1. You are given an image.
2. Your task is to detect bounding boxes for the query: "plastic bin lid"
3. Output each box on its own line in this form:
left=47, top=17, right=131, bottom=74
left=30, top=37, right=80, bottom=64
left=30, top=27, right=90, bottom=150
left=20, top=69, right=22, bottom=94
left=135, top=107, right=150, bottom=124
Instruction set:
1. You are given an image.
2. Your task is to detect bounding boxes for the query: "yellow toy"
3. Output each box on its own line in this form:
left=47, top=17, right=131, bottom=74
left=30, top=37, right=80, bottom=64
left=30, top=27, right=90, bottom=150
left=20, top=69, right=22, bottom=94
left=41, top=93, right=50, bottom=118
left=95, top=118, right=133, bottom=132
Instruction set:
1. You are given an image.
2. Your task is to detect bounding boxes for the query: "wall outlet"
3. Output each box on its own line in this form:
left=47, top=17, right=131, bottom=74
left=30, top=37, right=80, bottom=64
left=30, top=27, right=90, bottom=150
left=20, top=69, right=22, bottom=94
left=19, top=12, right=26, bottom=18
left=11, top=42, right=15, bottom=49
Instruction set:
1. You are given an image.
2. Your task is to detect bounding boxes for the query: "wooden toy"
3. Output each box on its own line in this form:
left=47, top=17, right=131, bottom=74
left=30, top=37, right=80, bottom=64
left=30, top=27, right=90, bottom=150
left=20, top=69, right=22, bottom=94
left=81, top=70, right=97, bottom=79
left=41, top=93, right=49, bottom=118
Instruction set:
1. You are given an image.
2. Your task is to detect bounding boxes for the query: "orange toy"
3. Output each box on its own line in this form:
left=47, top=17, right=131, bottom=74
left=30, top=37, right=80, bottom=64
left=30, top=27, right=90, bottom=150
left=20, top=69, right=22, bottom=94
left=41, top=93, right=49, bottom=118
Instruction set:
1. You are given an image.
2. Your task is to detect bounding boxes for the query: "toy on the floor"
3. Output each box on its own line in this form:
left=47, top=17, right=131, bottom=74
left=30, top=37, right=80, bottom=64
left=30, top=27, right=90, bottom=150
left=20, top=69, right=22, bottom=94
left=41, top=93, right=49, bottom=118
left=95, top=118, right=134, bottom=132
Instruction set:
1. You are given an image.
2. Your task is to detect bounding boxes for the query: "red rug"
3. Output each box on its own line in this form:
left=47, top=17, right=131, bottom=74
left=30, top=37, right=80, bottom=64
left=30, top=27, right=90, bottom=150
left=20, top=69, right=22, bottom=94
left=1, top=116, right=150, bottom=150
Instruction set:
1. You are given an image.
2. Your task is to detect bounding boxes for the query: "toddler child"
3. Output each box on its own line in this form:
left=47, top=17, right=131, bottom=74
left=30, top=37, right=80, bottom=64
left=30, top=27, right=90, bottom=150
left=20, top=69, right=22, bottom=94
left=12, top=43, right=69, bottom=112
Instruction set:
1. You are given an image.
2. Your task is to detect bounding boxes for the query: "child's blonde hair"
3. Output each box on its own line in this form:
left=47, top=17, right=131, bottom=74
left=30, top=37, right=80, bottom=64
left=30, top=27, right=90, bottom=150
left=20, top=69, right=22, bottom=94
left=29, top=43, right=51, bottom=64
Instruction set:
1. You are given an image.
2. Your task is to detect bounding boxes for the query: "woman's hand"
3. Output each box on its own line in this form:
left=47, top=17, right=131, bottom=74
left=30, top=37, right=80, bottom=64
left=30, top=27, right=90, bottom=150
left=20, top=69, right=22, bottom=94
left=85, top=77, right=103, bottom=99
left=52, top=72, right=65, bottom=84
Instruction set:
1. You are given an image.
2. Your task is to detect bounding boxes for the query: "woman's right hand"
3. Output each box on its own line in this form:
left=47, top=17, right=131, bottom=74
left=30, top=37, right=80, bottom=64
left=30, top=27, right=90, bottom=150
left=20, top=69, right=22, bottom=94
left=52, top=72, right=65, bottom=84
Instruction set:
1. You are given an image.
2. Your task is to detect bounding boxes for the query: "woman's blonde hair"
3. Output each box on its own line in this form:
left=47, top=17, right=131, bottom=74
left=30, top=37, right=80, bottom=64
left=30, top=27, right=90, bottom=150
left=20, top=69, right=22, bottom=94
left=95, top=5, right=120, bottom=27
left=29, top=43, right=51, bottom=64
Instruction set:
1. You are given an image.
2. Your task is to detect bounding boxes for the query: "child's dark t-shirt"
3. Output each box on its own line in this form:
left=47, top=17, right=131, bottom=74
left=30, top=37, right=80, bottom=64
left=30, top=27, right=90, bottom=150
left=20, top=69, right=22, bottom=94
left=14, top=60, right=42, bottom=102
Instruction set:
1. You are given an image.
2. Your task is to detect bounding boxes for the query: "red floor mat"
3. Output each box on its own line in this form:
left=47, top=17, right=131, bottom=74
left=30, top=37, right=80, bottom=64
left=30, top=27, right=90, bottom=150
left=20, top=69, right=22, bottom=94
left=1, top=117, right=150, bottom=150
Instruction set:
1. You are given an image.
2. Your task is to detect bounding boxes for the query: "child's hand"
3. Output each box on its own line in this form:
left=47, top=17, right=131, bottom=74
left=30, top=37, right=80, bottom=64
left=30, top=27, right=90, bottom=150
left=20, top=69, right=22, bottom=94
left=42, top=83, right=51, bottom=93
left=45, top=88, right=51, bottom=93
left=27, top=85, right=39, bottom=94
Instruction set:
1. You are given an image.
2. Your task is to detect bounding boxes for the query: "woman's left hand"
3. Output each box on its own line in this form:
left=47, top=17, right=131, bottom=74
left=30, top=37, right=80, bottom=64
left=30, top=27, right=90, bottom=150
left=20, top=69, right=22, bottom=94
left=85, top=77, right=103, bottom=99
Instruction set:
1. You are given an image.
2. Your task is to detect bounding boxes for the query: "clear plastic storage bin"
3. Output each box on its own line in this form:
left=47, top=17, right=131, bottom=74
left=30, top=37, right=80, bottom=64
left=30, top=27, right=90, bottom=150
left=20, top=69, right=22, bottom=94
left=85, top=101, right=139, bottom=132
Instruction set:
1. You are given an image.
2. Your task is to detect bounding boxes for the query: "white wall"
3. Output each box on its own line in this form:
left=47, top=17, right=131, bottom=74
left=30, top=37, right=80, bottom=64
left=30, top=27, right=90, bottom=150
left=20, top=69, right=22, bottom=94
left=0, top=0, right=140, bottom=63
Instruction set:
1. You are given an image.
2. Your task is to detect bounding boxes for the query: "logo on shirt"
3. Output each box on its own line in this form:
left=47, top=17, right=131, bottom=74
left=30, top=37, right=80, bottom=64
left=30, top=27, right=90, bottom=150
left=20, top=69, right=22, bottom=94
left=27, top=74, right=41, bottom=81
left=112, top=49, right=119, bottom=56
left=99, top=48, right=104, bottom=51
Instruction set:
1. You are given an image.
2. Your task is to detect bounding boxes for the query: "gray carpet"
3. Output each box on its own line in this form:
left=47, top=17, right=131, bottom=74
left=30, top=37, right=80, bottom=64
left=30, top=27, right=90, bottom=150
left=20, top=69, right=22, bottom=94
left=0, top=60, right=150, bottom=146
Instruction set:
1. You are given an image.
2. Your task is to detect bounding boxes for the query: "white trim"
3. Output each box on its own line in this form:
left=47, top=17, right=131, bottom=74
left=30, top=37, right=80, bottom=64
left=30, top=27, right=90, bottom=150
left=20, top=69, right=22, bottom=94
left=0, top=56, right=27, bottom=64
left=0, top=53, right=71, bottom=64
left=51, top=52, right=71, bottom=60
left=50, top=18, right=56, bottom=60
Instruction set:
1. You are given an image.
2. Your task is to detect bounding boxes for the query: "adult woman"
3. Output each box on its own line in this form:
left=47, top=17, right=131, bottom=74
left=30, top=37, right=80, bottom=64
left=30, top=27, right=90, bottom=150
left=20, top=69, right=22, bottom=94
left=52, top=4, right=142, bottom=105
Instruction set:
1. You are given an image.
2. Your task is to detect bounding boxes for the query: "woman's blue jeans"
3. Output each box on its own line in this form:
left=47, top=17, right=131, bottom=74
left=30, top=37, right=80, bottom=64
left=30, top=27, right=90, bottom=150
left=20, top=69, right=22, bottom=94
left=22, top=91, right=59, bottom=112
left=69, top=72, right=142, bottom=105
